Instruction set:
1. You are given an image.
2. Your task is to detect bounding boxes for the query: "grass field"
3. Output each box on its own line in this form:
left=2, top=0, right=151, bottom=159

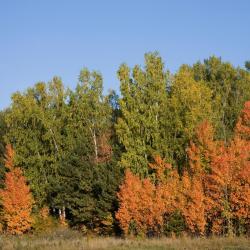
left=0, top=229, right=249, bottom=250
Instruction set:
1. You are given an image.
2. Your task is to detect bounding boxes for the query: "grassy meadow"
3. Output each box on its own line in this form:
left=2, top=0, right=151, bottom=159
left=0, top=229, right=249, bottom=250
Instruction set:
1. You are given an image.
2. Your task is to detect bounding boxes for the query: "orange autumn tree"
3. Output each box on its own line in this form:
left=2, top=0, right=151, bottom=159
left=204, top=102, right=250, bottom=235
left=0, top=144, right=33, bottom=234
left=180, top=172, right=206, bottom=235
left=226, top=138, right=250, bottom=233
left=204, top=137, right=249, bottom=235
left=204, top=145, right=232, bottom=234
left=231, top=101, right=250, bottom=233
left=115, top=170, right=163, bottom=235
left=184, top=120, right=241, bottom=235
left=185, top=106, right=250, bottom=235
left=116, top=156, right=181, bottom=236
left=179, top=122, right=213, bottom=235
left=149, top=156, right=180, bottom=221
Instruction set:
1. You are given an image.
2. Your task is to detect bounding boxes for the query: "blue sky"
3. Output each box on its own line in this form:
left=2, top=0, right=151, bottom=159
left=0, top=0, right=250, bottom=110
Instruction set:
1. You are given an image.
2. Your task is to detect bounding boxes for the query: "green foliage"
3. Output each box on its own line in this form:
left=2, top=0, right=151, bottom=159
left=163, top=211, right=186, bottom=237
left=116, top=52, right=169, bottom=176
left=193, top=56, right=250, bottom=141
left=166, top=65, right=214, bottom=167
left=116, top=54, right=216, bottom=172
left=49, top=138, right=121, bottom=234
left=1, top=52, right=250, bottom=236
left=3, top=67, right=119, bottom=234
left=4, top=78, right=68, bottom=206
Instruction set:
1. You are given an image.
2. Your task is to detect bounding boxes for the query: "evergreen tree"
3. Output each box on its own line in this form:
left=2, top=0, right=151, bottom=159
left=49, top=135, right=121, bottom=234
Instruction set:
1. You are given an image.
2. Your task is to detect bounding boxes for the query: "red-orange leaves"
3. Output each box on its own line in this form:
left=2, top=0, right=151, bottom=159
left=180, top=173, right=206, bottom=235
left=187, top=121, right=217, bottom=175
left=116, top=102, right=250, bottom=236
left=116, top=170, right=164, bottom=235
left=183, top=121, right=216, bottom=235
left=116, top=157, right=180, bottom=236
left=0, top=144, right=33, bottom=234
left=149, top=155, right=172, bottom=183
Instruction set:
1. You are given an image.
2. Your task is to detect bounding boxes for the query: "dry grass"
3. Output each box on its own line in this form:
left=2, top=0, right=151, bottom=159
left=0, top=229, right=249, bottom=250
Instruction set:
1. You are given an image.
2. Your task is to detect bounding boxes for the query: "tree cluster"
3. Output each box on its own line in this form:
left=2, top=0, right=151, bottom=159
left=0, top=53, right=249, bottom=236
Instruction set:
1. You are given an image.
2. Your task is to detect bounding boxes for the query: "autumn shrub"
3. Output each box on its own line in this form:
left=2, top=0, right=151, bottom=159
left=0, top=145, right=33, bottom=234
left=116, top=157, right=181, bottom=237
left=116, top=170, right=163, bottom=236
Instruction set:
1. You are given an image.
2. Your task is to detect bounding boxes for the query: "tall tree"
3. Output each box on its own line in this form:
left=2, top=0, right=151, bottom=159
left=116, top=52, right=169, bottom=176
left=49, top=135, right=121, bottom=233
left=166, top=66, right=214, bottom=168
left=69, top=68, right=112, bottom=163
left=5, top=79, right=68, bottom=207
left=193, top=56, right=250, bottom=141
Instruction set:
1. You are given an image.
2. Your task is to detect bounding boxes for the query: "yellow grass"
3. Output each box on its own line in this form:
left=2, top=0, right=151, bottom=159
left=0, top=229, right=249, bottom=250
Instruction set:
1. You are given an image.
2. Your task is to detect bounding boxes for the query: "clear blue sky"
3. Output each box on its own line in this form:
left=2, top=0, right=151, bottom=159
left=1, top=0, right=250, bottom=110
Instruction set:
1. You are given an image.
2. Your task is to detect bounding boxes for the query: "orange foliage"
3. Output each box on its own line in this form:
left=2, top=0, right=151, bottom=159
left=115, top=170, right=164, bottom=235
left=226, top=138, right=250, bottom=223
left=182, top=121, right=217, bottom=235
left=186, top=114, right=250, bottom=235
left=116, top=102, right=250, bottom=236
left=203, top=102, right=250, bottom=234
left=149, top=156, right=180, bottom=214
left=0, top=144, right=33, bottom=234
left=203, top=138, right=250, bottom=235
left=187, top=121, right=217, bottom=175
left=180, top=173, right=206, bottom=234
left=116, top=156, right=180, bottom=236
left=235, top=100, right=250, bottom=140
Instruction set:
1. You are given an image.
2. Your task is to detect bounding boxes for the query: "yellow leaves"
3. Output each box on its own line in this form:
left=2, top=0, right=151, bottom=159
left=171, top=68, right=213, bottom=137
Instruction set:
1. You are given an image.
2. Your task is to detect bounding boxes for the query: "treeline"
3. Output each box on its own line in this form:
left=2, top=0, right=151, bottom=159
left=0, top=53, right=249, bottom=236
